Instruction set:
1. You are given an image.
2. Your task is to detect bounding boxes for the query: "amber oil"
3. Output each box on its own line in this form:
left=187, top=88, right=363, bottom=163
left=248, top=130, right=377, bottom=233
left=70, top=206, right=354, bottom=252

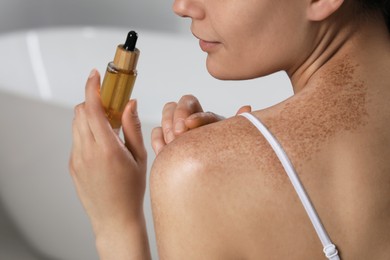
left=100, top=31, right=140, bottom=129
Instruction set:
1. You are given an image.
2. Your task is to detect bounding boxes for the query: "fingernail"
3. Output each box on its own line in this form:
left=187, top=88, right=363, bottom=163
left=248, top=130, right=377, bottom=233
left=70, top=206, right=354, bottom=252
left=154, top=144, right=163, bottom=155
left=167, top=131, right=175, bottom=143
left=175, top=119, right=186, bottom=133
left=130, top=99, right=138, bottom=115
left=88, top=69, right=97, bottom=79
left=187, top=113, right=198, bottom=120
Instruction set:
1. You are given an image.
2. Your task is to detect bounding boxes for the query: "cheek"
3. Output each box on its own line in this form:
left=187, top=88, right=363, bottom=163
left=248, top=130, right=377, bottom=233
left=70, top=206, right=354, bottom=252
left=206, top=18, right=304, bottom=79
left=206, top=34, right=287, bottom=80
left=204, top=0, right=306, bottom=80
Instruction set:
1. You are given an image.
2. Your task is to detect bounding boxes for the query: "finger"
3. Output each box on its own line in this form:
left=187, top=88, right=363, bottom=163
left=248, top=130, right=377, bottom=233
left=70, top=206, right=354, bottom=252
left=173, top=95, right=203, bottom=135
left=70, top=117, right=82, bottom=176
left=236, top=105, right=252, bottom=115
left=74, top=103, right=95, bottom=146
left=70, top=103, right=96, bottom=178
left=161, top=102, right=177, bottom=144
left=185, top=111, right=225, bottom=129
left=72, top=106, right=83, bottom=150
left=122, top=99, right=147, bottom=164
left=151, top=127, right=166, bottom=156
left=84, top=69, right=114, bottom=143
left=71, top=104, right=93, bottom=165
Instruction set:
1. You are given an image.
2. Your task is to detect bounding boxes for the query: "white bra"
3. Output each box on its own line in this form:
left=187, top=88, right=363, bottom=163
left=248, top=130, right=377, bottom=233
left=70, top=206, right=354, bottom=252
left=240, top=112, right=340, bottom=260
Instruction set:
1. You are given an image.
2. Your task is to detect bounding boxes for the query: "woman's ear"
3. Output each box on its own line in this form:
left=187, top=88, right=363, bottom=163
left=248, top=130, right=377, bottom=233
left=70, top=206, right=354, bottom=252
left=307, top=0, right=345, bottom=21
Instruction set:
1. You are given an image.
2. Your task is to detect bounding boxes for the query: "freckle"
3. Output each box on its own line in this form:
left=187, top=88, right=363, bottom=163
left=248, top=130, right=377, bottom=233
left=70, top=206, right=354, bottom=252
left=262, top=56, right=369, bottom=172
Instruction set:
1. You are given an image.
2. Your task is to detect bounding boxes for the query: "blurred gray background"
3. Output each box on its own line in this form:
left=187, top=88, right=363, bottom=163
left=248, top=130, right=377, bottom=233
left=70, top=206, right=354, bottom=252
left=0, top=0, right=182, bottom=34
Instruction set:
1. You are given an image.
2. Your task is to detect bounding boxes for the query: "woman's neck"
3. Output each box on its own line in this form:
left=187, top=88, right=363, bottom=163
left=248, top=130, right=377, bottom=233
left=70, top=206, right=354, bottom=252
left=288, top=12, right=390, bottom=94
left=259, top=17, right=390, bottom=167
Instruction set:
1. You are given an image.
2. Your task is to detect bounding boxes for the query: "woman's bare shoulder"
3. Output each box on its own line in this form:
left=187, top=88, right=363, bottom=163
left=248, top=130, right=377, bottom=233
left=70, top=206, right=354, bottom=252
left=151, top=114, right=285, bottom=183
left=150, top=104, right=390, bottom=259
left=150, top=114, right=326, bottom=259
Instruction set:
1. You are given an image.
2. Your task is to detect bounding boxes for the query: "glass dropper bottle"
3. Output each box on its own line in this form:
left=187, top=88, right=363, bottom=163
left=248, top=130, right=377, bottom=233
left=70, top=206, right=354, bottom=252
left=100, top=30, right=140, bottom=130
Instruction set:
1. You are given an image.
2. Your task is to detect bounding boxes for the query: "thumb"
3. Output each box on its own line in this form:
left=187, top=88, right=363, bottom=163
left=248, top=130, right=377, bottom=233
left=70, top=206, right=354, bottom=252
left=122, top=99, right=147, bottom=164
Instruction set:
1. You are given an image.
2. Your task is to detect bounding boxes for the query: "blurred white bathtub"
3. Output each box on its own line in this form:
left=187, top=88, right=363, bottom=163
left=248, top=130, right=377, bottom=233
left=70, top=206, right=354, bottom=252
left=0, top=27, right=292, bottom=259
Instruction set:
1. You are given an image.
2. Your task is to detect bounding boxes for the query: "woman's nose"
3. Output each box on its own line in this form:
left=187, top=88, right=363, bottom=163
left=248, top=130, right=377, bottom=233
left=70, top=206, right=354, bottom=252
left=172, top=0, right=205, bottom=20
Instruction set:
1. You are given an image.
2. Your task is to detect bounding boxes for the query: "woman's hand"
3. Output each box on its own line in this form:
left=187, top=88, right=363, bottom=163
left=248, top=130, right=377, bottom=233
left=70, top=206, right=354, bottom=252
left=69, top=69, right=150, bottom=259
left=151, top=94, right=251, bottom=155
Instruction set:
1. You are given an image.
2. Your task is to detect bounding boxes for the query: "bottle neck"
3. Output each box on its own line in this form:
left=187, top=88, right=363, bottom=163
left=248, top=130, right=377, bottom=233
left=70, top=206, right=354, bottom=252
left=113, top=45, right=140, bottom=71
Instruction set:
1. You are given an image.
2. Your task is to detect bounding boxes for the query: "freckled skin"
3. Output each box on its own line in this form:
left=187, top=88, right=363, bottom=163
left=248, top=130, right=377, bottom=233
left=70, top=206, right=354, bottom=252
left=265, top=57, right=369, bottom=171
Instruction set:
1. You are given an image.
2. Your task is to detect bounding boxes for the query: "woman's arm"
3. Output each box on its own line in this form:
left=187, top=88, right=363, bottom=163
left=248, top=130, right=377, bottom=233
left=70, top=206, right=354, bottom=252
left=69, top=69, right=151, bottom=259
left=94, top=216, right=150, bottom=260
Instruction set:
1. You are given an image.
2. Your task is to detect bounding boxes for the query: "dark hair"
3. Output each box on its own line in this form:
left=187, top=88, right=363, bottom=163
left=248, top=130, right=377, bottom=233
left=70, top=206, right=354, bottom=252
left=356, top=0, right=390, bottom=31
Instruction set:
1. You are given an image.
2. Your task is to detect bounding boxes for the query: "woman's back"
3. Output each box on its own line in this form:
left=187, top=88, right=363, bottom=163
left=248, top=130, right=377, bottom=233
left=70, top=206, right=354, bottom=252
left=151, top=86, right=390, bottom=259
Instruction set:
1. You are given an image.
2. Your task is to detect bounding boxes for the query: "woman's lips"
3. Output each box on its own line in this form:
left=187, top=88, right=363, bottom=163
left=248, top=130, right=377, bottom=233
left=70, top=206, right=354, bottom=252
left=192, top=32, right=221, bottom=52
left=199, top=39, right=221, bottom=52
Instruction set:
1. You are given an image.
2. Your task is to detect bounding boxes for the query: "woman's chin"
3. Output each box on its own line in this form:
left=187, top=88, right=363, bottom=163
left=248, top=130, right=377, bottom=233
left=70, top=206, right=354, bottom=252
left=206, top=63, right=260, bottom=81
left=206, top=57, right=281, bottom=81
left=206, top=61, right=242, bottom=80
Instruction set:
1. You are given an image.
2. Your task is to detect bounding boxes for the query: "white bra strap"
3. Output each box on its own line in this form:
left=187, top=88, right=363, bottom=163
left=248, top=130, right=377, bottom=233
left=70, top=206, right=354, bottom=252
left=240, top=112, right=340, bottom=260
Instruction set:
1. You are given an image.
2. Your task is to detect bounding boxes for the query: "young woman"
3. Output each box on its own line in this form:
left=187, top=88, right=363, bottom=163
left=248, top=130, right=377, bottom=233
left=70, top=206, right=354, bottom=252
left=70, top=0, right=390, bottom=259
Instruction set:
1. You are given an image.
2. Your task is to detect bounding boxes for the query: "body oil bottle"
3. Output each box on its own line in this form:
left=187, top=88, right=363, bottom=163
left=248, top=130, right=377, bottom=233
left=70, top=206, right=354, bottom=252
left=100, top=30, right=140, bottom=130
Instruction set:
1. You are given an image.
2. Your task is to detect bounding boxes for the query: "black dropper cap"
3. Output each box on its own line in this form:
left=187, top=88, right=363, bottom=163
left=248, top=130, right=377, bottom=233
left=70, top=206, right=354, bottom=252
left=123, top=31, right=138, bottom=51
left=113, top=30, right=140, bottom=70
